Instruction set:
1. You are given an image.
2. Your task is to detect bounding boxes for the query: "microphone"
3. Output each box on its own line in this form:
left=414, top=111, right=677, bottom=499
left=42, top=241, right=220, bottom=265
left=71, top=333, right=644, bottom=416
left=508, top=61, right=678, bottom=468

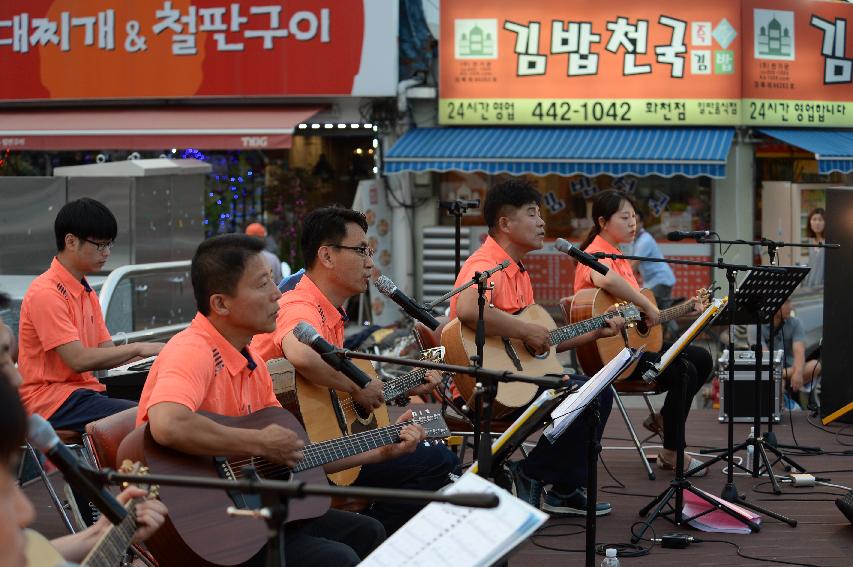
left=666, top=230, right=711, bottom=241
left=439, top=199, right=480, bottom=210
left=293, top=322, right=372, bottom=388
left=374, top=275, right=440, bottom=330
left=27, top=414, right=127, bottom=525
left=554, top=238, right=609, bottom=276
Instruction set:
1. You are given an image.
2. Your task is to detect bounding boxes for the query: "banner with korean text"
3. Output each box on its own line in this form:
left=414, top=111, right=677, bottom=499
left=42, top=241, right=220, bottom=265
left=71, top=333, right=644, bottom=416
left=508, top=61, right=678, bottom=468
left=0, top=0, right=397, bottom=101
left=440, top=0, right=853, bottom=127
left=440, top=0, right=743, bottom=126
left=743, top=0, right=853, bottom=127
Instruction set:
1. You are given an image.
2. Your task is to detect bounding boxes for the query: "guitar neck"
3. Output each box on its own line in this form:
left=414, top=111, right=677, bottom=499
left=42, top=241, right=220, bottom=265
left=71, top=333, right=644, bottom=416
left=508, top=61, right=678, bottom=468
left=550, top=311, right=617, bottom=345
left=383, top=368, right=428, bottom=400
left=659, top=300, right=695, bottom=324
left=83, top=501, right=137, bottom=567
left=292, top=421, right=409, bottom=472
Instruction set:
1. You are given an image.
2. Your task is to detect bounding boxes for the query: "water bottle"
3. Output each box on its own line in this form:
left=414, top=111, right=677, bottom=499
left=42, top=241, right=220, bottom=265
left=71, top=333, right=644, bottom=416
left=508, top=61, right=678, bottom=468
left=601, top=548, right=620, bottom=567
left=746, top=426, right=755, bottom=468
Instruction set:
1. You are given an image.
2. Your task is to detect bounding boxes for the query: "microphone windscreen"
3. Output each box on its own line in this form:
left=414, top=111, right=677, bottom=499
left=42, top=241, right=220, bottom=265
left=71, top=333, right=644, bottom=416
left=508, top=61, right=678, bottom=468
left=554, top=238, right=571, bottom=254
left=27, top=414, right=58, bottom=452
left=292, top=322, right=318, bottom=345
left=373, top=275, right=396, bottom=296
left=666, top=231, right=684, bottom=241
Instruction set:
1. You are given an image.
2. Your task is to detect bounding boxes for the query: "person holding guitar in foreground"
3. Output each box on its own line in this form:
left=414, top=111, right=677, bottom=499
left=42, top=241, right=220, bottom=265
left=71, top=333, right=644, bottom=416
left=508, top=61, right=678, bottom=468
left=574, top=189, right=712, bottom=476
left=136, top=234, right=425, bottom=566
left=0, top=350, right=167, bottom=567
left=252, top=207, right=459, bottom=535
left=449, top=180, right=624, bottom=517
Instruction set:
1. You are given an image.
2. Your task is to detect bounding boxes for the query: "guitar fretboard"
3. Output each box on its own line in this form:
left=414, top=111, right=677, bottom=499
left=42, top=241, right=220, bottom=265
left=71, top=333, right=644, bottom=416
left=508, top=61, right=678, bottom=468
left=383, top=368, right=429, bottom=400
left=549, top=310, right=621, bottom=346
left=292, top=420, right=412, bottom=472
left=659, top=299, right=696, bottom=324
left=83, top=501, right=137, bottom=567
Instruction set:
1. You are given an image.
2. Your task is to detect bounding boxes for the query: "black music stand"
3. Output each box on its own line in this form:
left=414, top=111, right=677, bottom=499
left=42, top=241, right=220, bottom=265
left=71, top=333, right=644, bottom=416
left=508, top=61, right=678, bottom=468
left=692, top=266, right=807, bottom=521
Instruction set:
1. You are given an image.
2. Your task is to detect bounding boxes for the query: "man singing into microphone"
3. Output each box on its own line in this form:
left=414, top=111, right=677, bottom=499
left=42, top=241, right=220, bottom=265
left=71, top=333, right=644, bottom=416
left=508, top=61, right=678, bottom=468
left=252, top=207, right=459, bottom=534
left=450, top=179, right=623, bottom=516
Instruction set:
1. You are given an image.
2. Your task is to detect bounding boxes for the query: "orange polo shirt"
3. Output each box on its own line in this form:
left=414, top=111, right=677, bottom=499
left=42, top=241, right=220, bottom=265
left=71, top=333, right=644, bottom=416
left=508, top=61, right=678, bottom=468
left=449, top=235, right=535, bottom=318
left=18, top=258, right=111, bottom=418
left=573, top=235, right=639, bottom=293
left=136, top=313, right=279, bottom=426
left=252, top=273, right=347, bottom=360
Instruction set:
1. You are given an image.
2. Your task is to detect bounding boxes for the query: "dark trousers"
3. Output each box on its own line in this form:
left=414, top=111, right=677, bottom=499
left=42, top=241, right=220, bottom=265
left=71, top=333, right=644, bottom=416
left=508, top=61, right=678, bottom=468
left=355, top=442, right=459, bottom=534
left=625, top=344, right=712, bottom=450
left=48, top=389, right=137, bottom=433
left=521, top=376, right=614, bottom=492
left=247, top=509, right=386, bottom=567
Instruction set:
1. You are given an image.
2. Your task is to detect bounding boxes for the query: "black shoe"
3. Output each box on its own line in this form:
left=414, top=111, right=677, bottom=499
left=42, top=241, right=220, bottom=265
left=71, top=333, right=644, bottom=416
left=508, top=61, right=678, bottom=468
left=542, top=487, right=612, bottom=517
left=504, top=460, right=543, bottom=508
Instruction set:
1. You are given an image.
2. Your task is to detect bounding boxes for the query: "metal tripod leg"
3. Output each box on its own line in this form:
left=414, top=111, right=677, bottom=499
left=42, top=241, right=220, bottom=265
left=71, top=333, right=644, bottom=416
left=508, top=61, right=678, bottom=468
left=611, top=385, right=655, bottom=480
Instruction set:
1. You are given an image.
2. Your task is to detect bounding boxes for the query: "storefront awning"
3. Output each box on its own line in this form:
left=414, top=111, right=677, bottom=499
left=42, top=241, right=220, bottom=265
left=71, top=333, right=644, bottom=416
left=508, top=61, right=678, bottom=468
left=0, top=107, right=324, bottom=151
left=384, top=127, right=734, bottom=178
left=757, top=129, right=853, bottom=175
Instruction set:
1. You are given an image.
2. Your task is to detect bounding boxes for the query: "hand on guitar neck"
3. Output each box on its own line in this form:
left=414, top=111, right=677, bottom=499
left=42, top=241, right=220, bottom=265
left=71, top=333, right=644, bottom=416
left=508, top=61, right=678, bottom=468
left=351, top=378, right=385, bottom=410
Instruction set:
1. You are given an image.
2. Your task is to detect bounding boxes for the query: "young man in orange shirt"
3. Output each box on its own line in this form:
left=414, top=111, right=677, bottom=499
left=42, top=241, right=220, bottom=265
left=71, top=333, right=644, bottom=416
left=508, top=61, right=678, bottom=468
left=252, top=207, right=459, bottom=534
left=17, top=198, right=162, bottom=432
left=137, top=234, right=425, bottom=566
left=450, top=179, right=623, bottom=517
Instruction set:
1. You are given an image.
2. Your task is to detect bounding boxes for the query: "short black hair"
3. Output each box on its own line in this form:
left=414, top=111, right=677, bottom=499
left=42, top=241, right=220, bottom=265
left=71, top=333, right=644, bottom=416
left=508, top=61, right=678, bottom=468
left=300, top=207, right=368, bottom=269
left=191, top=234, right=264, bottom=316
left=483, top=179, right=542, bottom=230
left=54, top=198, right=118, bottom=251
left=0, top=376, right=26, bottom=466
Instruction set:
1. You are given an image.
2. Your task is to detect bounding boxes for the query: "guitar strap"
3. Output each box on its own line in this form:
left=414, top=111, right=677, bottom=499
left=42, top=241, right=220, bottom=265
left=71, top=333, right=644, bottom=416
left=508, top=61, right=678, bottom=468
left=501, top=338, right=524, bottom=371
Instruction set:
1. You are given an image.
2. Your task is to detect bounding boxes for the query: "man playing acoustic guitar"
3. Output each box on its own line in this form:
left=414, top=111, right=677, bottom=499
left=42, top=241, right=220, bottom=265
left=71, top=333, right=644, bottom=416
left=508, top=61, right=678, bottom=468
left=136, top=234, right=426, bottom=566
left=574, top=189, right=711, bottom=476
left=449, top=179, right=624, bottom=517
left=252, top=207, right=459, bottom=535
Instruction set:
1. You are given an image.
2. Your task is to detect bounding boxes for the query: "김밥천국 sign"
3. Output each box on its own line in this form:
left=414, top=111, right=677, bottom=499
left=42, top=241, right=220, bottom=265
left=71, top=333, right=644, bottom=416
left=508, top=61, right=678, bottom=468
left=439, top=0, right=853, bottom=127
left=0, top=0, right=398, bottom=102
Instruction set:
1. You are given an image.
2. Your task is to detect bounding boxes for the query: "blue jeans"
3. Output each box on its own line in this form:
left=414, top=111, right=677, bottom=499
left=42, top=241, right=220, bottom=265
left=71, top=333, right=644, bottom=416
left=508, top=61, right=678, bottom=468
left=355, top=442, right=460, bottom=534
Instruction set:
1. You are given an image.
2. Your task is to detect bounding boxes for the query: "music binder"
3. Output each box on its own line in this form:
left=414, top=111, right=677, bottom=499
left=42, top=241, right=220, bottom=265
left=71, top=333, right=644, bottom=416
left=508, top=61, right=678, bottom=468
left=360, top=472, right=548, bottom=567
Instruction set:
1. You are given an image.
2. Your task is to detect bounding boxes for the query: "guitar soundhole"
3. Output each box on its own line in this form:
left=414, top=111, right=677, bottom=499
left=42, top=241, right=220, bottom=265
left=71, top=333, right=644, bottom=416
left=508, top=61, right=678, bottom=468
left=354, top=402, right=372, bottom=421
left=351, top=413, right=378, bottom=434
left=523, top=344, right=548, bottom=361
left=636, top=319, right=650, bottom=336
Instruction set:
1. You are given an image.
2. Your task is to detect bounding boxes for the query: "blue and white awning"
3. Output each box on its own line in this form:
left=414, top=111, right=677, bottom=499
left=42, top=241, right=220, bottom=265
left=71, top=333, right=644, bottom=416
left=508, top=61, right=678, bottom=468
left=384, top=127, right=734, bottom=179
left=758, top=129, right=853, bottom=175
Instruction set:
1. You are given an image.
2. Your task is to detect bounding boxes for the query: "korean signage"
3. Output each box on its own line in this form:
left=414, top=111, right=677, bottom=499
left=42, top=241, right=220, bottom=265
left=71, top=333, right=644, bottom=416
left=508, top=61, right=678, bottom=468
left=440, top=0, right=853, bottom=127
left=743, top=0, right=853, bottom=126
left=0, top=0, right=398, bottom=102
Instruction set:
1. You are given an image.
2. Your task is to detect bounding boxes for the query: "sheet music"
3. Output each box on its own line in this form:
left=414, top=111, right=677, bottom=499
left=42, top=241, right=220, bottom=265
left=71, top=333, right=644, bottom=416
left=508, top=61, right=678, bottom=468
left=545, top=347, right=641, bottom=442
left=360, top=472, right=548, bottom=567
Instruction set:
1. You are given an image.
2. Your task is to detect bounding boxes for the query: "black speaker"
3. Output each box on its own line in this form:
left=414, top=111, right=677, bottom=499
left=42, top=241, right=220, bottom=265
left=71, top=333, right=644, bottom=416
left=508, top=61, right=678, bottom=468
left=821, top=188, right=853, bottom=424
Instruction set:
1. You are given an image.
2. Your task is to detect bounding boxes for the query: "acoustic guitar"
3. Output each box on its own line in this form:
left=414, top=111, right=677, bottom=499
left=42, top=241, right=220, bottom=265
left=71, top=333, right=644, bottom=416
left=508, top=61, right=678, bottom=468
left=294, top=347, right=444, bottom=486
left=570, top=287, right=709, bottom=379
left=24, top=461, right=155, bottom=567
left=116, top=406, right=448, bottom=567
left=441, top=303, right=641, bottom=418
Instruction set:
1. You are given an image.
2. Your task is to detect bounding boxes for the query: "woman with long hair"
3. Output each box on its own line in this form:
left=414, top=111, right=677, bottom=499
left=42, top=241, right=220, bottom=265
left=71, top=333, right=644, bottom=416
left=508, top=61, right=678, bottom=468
left=803, top=207, right=825, bottom=288
left=574, top=189, right=712, bottom=476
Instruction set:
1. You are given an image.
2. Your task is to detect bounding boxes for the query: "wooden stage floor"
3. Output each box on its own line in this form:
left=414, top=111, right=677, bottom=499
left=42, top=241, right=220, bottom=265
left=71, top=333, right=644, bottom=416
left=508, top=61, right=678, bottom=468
left=24, top=408, right=853, bottom=567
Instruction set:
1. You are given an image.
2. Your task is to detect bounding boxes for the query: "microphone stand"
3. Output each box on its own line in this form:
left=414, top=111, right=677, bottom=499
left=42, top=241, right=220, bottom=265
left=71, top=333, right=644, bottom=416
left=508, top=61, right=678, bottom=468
left=86, top=466, right=499, bottom=567
left=592, top=251, right=796, bottom=528
left=439, top=199, right=479, bottom=277
left=334, top=348, right=562, bottom=482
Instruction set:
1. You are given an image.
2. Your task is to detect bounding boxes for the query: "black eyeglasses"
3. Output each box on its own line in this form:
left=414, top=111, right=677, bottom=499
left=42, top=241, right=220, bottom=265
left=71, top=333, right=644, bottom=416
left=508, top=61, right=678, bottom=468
left=329, top=244, right=375, bottom=258
left=83, top=238, right=115, bottom=252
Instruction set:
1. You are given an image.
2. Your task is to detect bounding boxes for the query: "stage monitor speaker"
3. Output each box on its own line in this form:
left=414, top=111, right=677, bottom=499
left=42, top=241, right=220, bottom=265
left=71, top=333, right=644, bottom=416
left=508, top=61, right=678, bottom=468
left=820, top=187, right=853, bottom=425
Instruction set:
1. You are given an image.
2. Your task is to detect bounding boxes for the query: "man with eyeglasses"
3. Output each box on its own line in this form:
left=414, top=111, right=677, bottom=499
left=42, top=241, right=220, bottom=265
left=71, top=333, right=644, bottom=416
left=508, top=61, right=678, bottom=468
left=252, top=206, right=459, bottom=534
left=17, top=198, right=163, bottom=434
